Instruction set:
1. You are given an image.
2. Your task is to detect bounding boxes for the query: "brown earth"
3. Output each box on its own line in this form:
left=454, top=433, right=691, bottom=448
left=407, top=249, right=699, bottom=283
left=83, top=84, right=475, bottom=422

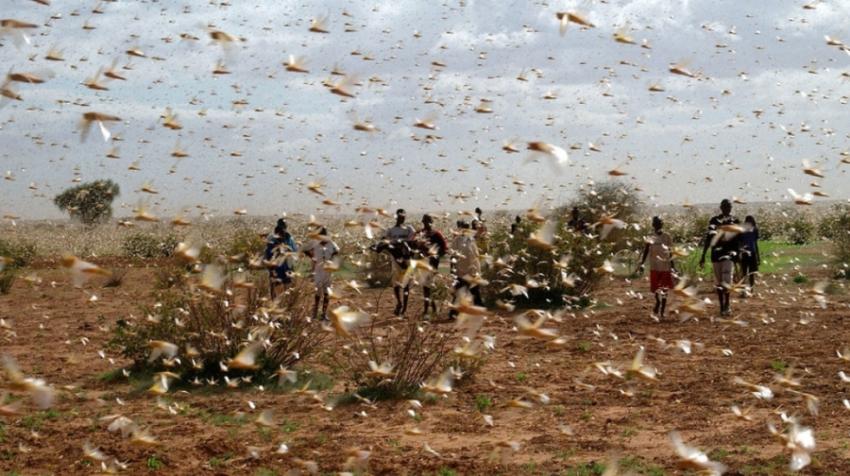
left=1, top=262, right=850, bottom=476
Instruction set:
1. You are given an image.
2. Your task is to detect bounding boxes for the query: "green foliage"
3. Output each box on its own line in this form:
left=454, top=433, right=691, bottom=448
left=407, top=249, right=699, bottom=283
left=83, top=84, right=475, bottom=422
left=784, top=212, right=815, bottom=245
left=823, top=204, right=850, bottom=279
left=122, top=232, right=180, bottom=259
left=618, top=456, right=666, bottom=475
left=0, top=238, right=37, bottom=268
left=53, top=179, right=120, bottom=224
left=20, top=409, right=60, bottom=431
left=770, top=360, right=788, bottom=372
left=562, top=462, right=606, bottom=476
left=666, top=212, right=710, bottom=245
left=224, top=227, right=266, bottom=258
left=474, top=394, right=492, bottom=412
left=484, top=181, right=645, bottom=309
left=280, top=419, right=299, bottom=433
left=146, top=455, right=164, bottom=470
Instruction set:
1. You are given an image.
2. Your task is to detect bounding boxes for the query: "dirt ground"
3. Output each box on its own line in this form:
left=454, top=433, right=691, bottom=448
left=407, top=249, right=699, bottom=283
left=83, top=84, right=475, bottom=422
left=1, top=260, right=850, bottom=475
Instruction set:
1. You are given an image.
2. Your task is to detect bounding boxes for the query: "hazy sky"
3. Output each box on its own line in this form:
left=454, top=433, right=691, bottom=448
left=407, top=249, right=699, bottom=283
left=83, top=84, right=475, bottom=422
left=1, top=0, right=849, bottom=220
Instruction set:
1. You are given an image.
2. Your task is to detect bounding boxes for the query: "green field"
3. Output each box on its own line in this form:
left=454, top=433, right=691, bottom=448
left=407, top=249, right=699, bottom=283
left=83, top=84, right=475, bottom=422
left=679, top=241, right=831, bottom=278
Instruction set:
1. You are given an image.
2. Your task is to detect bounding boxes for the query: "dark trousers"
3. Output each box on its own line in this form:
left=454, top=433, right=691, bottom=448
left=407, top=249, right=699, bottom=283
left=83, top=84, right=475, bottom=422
left=454, top=277, right=483, bottom=306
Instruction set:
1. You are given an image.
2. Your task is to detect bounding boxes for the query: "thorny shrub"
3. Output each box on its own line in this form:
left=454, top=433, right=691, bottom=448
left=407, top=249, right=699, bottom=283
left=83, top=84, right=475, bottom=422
left=332, top=315, right=489, bottom=400
left=110, top=271, right=328, bottom=384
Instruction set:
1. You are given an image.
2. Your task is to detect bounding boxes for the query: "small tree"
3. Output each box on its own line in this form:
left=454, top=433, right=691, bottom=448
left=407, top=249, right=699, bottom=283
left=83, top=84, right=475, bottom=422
left=53, top=179, right=120, bottom=224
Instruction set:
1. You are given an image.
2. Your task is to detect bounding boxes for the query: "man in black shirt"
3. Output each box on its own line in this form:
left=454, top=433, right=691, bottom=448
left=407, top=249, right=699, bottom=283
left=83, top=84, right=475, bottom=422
left=567, top=207, right=587, bottom=232
left=699, top=199, right=741, bottom=316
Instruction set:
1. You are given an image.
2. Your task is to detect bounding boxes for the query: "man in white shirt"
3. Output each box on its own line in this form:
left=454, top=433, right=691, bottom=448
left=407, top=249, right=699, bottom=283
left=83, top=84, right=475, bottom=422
left=305, top=227, right=339, bottom=321
left=382, top=208, right=415, bottom=316
left=449, top=220, right=482, bottom=320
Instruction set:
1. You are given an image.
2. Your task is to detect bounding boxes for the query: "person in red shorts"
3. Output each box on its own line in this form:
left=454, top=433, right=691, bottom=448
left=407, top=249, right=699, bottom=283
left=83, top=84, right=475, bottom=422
left=639, top=216, right=675, bottom=319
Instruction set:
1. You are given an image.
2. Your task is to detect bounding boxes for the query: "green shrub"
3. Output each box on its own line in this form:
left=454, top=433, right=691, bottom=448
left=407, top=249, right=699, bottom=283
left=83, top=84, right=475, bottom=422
left=121, top=232, right=180, bottom=259
left=784, top=212, right=815, bottom=245
left=826, top=204, right=850, bottom=279
left=666, top=212, right=709, bottom=245
left=752, top=207, right=783, bottom=241
left=474, top=394, right=493, bottom=412
left=482, top=181, right=644, bottom=309
left=224, top=228, right=266, bottom=258
left=0, top=239, right=37, bottom=268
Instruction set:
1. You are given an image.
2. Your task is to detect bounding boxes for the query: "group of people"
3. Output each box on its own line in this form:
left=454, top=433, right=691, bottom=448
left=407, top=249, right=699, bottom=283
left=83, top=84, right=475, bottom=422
left=263, top=198, right=761, bottom=322
left=263, top=208, right=489, bottom=321
left=638, top=198, right=760, bottom=319
left=370, top=208, right=488, bottom=319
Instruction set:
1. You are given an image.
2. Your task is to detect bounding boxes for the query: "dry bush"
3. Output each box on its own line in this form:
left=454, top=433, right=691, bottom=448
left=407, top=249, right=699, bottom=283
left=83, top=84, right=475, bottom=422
left=110, top=273, right=328, bottom=382
left=332, top=316, right=487, bottom=400
left=0, top=269, right=16, bottom=294
left=103, top=269, right=127, bottom=288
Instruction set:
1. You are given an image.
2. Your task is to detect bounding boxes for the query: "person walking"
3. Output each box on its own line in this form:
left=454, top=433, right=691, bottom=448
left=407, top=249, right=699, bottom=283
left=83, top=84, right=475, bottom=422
left=264, top=218, right=297, bottom=299
left=416, top=214, right=448, bottom=317
left=699, top=199, right=741, bottom=316
left=382, top=209, right=416, bottom=316
left=304, top=227, right=339, bottom=321
left=638, top=216, right=675, bottom=319
left=471, top=207, right=489, bottom=254
left=510, top=215, right=522, bottom=236
left=449, top=220, right=483, bottom=320
left=739, top=215, right=760, bottom=296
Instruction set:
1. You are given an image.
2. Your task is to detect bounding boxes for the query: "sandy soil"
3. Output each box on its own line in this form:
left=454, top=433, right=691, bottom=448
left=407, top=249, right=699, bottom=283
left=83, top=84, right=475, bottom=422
left=1, top=261, right=850, bottom=475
